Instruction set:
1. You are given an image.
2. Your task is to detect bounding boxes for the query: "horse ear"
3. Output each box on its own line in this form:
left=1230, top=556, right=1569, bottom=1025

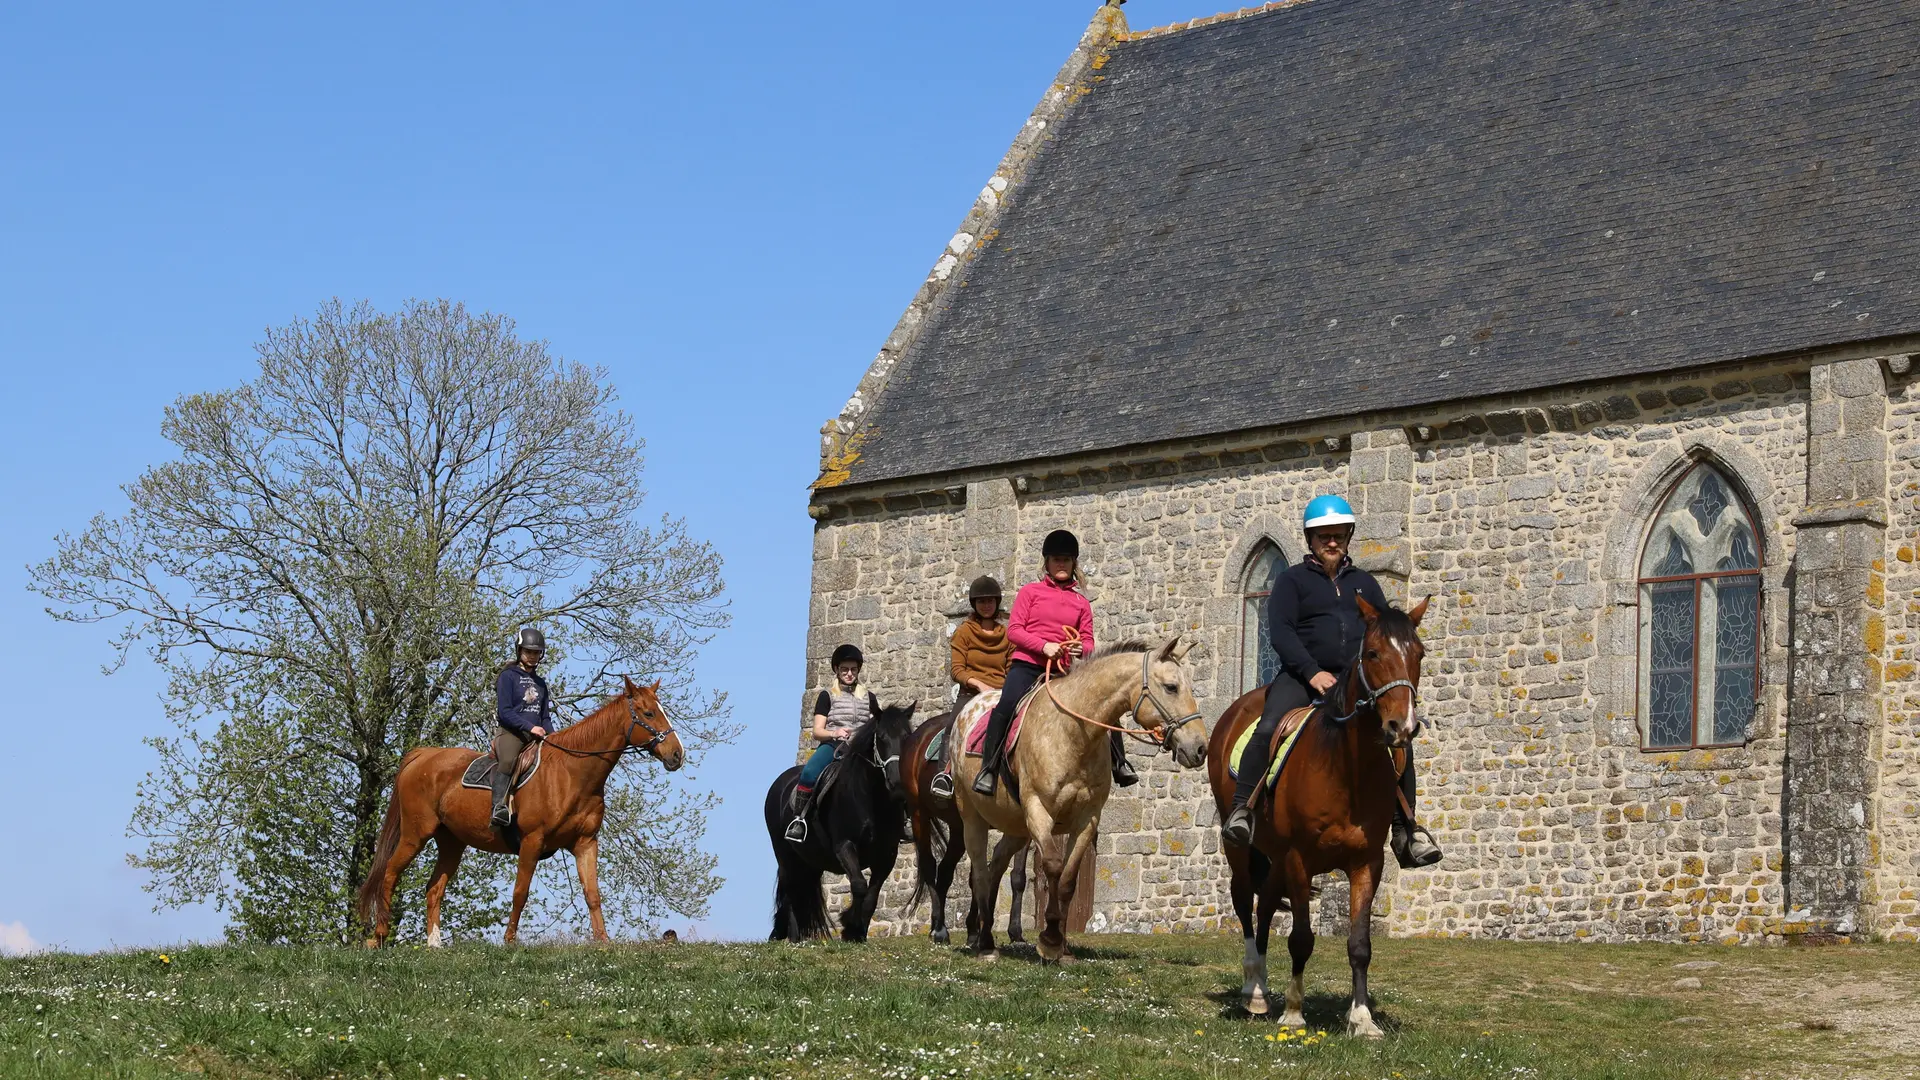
left=650, top=679, right=662, bottom=693
left=1408, top=596, right=1431, bottom=626
left=1355, top=594, right=1380, bottom=622
left=1169, top=637, right=1194, bottom=662
left=1155, top=635, right=1182, bottom=661
left=623, top=674, right=638, bottom=697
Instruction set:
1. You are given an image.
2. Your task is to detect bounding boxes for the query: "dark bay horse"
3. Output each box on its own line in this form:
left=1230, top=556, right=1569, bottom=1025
left=902, top=711, right=1028, bottom=945
left=765, top=703, right=915, bottom=942
left=357, top=677, right=684, bottom=947
left=1206, top=595, right=1429, bottom=1036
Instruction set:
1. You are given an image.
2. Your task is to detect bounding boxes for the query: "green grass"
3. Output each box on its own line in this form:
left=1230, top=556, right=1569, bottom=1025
left=3, top=932, right=1915, bottom=1079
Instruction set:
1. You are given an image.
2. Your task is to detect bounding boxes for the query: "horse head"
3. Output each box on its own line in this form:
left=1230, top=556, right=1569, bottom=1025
left=622, top=675, right=685, bottom=770
left=1141, top=636, right=1209, bottom=768
left=869, top=702, right=916, bottom=804
left=1350, top=595, right=1430, bottom=749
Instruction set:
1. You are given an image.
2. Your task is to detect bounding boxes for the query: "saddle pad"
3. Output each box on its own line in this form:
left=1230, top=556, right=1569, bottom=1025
left=459, top=743, right=542, bottom=792
left=1229, top=706, right=1312, bottom=790
left=962, top=687, right=1037, bottom=757
left=924, top=723, right=947, bottom=763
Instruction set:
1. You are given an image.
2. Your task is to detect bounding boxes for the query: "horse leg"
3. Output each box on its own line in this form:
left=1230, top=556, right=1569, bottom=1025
left=504, top=839, right=541, bottom=945
left=369, top=829, right=430, bottom=949
left=930, top=823, right=963, bottom=946
left=573, top=836, right=608, bottom=944
left=1344, top=857, right=1385, bottom=1038
left=1025, top=803, right=1073, bottom=963
left=1227, top=844, right=1267, bottom=1014
left=1280, top=853, right=1316, bottom=1029
left=1045, top=817, right=1098, bottom=965
left=1005, top=843, right=1029, bottom=944
left=834, top=840, right=873, bottom=942
left=961, top=812, right=997, bottom=955
left=848, top=834, right=899, bottom=944
left=423, top=840, right=465, bottom=949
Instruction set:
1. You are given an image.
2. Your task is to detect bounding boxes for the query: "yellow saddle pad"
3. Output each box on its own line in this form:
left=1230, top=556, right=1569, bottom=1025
left=1230, top=707, right=1312, bottom=791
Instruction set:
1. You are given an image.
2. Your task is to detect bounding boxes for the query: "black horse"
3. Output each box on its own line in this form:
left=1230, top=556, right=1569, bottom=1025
left=765, top=703, right=914, bottom=942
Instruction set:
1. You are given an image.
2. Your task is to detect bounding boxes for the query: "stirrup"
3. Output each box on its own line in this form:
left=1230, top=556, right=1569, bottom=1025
left=1221, top=802, right=1255, bottom=847
left=784, top=817, right=808, bottom=844
left=930, top=771, right=955, bottom=799
left=1112, top=758, right=1139, bottom=788
left=1393, top=824, right=1442, bottom=869
left=971, top=767, right=998, bottom=796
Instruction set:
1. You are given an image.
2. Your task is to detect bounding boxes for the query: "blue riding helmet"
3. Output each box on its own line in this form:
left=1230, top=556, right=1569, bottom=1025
left=1303, top=494, right=1356, bottom=531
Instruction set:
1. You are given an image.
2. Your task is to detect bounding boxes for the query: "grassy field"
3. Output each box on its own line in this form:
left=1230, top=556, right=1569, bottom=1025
left=3, top=932, right=1915, bottom=1080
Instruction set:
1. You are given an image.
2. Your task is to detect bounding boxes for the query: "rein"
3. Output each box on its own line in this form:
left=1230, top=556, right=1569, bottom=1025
left=1325, top=643, right=1419, bottom=731
left=1039, top=627, right=1199, bottom=752
left=538, top=693, right=673, bottom=761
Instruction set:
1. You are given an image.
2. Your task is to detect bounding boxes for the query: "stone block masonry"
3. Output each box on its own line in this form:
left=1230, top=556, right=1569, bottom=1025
left=805, top=355, right=1919, bottom=943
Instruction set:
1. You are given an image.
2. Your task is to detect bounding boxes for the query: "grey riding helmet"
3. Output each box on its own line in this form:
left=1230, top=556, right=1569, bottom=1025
left=516, top=627, right=546, bottom=655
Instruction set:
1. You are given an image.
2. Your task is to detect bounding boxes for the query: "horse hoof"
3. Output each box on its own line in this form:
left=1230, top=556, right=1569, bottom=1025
left=1052, top=951, right=1078, bottom=966
left=1349, top=1021, right=1385, bottom=1039
left=1006, top=930, right=1026, bottom=944
left=978, top=949, right=1000, bottom=962
left=1243, top=992, right=1269, bottom=1017
left=1279, top=1012, right=1307, bottom=1030
left=930, top=929, right=949, bottom=945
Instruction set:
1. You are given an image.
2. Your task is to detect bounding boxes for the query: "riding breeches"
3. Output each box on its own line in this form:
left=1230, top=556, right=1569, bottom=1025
left=492, top=728, right=529, bottom=772
left=797, top=743, right=837, bottom=791
left=979, top=660, right=1043, bottom=771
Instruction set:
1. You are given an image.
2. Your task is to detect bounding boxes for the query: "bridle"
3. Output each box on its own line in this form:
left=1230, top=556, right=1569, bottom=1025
left=1129, top=647, right=1203, bottom=753
left=1326, top=642, right=1420, bottom=741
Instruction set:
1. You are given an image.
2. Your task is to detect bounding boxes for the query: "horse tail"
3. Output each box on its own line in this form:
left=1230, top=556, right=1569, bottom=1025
left=355, top=749, right=425, bottom=931
left=773, top=859, right=830, bottom=940
left=905, top=814, right=950, bottom=916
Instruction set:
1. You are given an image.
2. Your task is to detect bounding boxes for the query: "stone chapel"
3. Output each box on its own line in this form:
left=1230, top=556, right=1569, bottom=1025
left=802, top=0, right=1920, bottom=942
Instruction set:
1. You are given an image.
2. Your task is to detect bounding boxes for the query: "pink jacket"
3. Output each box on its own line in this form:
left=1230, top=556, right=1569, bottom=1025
left=1006, top=576, right=1095, bottom=671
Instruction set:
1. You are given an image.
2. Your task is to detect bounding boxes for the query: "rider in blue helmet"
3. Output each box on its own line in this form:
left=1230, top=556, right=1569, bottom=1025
left=1220, top=494, right=1442, bottom=868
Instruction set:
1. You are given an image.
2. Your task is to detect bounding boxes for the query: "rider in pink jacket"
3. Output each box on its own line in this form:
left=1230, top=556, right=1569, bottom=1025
left=972, top=529, right=1138, bottom=796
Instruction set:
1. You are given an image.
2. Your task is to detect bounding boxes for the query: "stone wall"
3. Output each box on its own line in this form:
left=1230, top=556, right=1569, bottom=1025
left=1873, top=356, right=1920, bottom=940
left=800, top=357, right=1920, bottom=943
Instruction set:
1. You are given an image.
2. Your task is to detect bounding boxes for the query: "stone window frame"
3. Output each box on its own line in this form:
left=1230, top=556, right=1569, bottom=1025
left=1220, top=516, right=1304, bottom=699
left=1599, top=438, right=1787, bottom=752
left=1635, top=461, right=1766, bottom=750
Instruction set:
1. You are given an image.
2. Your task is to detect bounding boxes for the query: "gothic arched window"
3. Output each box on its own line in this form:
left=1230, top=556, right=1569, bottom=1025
left=1637, top=462, right=1763, bottom=748
left=1240, top=541, right=1285, bottom=695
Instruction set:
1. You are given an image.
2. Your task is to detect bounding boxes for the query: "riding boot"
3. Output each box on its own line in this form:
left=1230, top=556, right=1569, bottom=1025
left=784, top=789, right=814, bottom=844
left=1390, top=747, right=1441, bottom=868
left=1110, top=730, right=1139, bottom=787
left=1221, top=738, right=1270, bottom=847
left=489, top=769, right=513, bottom=828
left=973, top=715, right=1011, bottom=797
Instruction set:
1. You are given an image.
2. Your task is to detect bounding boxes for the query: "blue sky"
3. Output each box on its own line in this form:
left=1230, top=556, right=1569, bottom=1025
left=0, top=1, right=1217, bottom=950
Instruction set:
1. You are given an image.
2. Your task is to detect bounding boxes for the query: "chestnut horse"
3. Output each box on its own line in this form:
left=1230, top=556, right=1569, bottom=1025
left=951, top=638, right=1208, bottom=962
left=1206, top=595, right=1428, bottom=1036
left=356, top=676, right=685, bottom=947
left=901, top=712, right=1028, bottom=945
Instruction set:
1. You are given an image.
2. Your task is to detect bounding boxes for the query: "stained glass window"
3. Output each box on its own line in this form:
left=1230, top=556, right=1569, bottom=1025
left=1241, top=542, right=1284, bottom=695
left=1637, top=463, right=1763, bottom=748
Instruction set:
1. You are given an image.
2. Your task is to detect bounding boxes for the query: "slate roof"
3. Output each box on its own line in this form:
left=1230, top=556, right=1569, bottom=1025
left=835, top=0, right=1920, bottom=487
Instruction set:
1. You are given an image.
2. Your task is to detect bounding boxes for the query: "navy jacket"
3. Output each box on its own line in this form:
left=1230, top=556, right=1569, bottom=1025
left=496, top=664, right=551, bottom=736
left=1266, top=555, right=1390, bottom=685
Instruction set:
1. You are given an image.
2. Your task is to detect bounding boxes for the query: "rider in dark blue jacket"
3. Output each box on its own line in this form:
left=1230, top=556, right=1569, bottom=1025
left=1221, top=496, right=1442, bottom=868
left=492, top=628, right=552, bottom=827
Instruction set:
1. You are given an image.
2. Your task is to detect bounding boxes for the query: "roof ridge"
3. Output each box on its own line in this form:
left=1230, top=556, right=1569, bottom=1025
left=1122, top=0, right=1317, bottom=42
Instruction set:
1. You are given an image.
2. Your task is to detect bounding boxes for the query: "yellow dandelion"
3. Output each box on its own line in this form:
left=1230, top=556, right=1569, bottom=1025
left=1194, top=1029, right=1204, bottom=1036
left=158, top=954, right=171, bottom=964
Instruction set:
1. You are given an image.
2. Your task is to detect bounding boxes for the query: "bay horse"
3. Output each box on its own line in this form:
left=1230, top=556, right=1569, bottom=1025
left=1206, top=594, right=1429, bottom=1036
left=951, top=638, right=1208, bottom=963
left=765, top=703, right=915, bottom=942
left=901, top=711, right=1029, bottom=945
left=356, top=676, right=684, bottom=947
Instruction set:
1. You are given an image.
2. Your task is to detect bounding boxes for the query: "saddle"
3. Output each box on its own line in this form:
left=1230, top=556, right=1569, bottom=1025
left=459, top=740, right=543, bottom=793
left=962, top=684, right=1041, bottom=758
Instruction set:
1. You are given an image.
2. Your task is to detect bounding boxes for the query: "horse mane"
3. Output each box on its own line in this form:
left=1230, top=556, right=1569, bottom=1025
left=545, top=684, right=644, bottom=751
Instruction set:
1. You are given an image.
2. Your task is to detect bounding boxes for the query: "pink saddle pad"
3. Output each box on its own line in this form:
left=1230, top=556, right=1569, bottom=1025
left=963, top=692, right=1026, bottom=756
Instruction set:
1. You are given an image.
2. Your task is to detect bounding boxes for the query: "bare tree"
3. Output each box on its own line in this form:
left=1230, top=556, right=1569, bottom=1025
left=32, top=299, right=733, bottom=942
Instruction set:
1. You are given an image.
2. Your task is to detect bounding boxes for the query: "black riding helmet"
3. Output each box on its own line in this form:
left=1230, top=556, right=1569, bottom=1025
left=516, top=627, right=546, bottom=654
left=830, top=643, right=864, bottom=669
left=967, top=575, right=1003, bottom=602
left=1041, top=529, right=1079, bottom=559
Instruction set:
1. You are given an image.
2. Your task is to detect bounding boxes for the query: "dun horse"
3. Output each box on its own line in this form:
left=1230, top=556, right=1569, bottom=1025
left=1206, top=595, right=1429, bottom=1037
left=902, top=714, right=1029, bottom=945
left=951, top=638, right=1208, bottom=962
left=357, top=677, right=685, bottom=947
left=765, top=703, right=915, bottom=942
